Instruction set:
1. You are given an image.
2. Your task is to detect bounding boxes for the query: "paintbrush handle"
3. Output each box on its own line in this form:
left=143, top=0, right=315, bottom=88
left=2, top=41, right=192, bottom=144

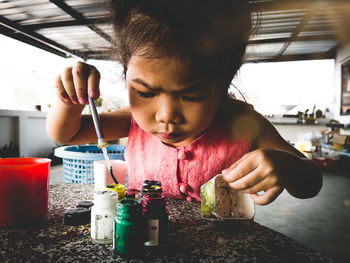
left=88, top=97, right=108, bottom=147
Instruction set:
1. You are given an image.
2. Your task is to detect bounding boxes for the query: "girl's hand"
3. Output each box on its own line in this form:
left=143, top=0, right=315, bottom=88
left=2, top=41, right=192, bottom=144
left=55, top=61, right=101, bottom=105
left=222, top=148, right=299, bottom=205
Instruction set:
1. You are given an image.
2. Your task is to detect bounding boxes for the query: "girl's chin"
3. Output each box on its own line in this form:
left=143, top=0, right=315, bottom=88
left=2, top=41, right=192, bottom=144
left=159, top=137, right=196, bottom=148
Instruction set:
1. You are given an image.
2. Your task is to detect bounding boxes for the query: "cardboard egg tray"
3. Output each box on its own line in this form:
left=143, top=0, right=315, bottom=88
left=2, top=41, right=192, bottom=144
left=200, top=174, right=255, bottom=219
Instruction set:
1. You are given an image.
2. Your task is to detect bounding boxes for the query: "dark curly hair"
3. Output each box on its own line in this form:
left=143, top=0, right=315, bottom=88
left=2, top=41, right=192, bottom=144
left=109, top=0, right=253, bottom=98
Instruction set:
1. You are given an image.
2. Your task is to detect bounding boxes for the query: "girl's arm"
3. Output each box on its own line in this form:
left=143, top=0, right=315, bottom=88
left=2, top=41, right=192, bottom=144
left=46, top=62, right=131, bottom=145
left=222, top=104, right=322, bottom=205
left=254, top=111, right=322, bottom=199
left=46, top=101, right=131, bottom=145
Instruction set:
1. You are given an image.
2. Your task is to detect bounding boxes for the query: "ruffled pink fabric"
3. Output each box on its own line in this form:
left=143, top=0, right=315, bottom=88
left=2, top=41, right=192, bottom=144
left=125, top=117, right=251, bottom=201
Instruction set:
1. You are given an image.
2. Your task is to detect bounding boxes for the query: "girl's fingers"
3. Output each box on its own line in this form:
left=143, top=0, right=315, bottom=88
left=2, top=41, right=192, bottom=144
left=222, top=157, right=242, bottom=174
left=72, top=62, right=89, bottom=104
left=222, top=153, right=258, bottom=183
left=61, top=67, right=79, bottom=104
left=58, top=62, right=101, bottom=105
left=87, top=65, right=101, bottom=99
left=227, top=167, right=265, bottom=190
left=54, top=75, right=71, bottom=104
left=222, top=152, right=250, bottom=175
left=250, top=186, right=283, bottom=206
left=242, top=173, right=280, bottom=194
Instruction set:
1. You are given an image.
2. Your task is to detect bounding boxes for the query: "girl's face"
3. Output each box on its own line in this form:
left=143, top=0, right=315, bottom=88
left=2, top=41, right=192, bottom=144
left=126, top=55, right=221, bottom=147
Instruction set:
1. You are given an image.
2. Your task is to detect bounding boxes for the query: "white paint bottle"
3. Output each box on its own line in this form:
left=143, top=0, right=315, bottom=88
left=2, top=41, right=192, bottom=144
left=90, top=191, right=117, bottom=244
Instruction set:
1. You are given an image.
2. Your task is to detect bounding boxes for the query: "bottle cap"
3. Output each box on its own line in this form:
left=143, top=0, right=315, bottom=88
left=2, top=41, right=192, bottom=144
left=142, top=180, right=162, bottom=189
left=76, top=200, right=94, bottom=209
left=93, top=190, right=117, bottom=207
left=64, top=207, right=90, bottom=226
left=105, top=184, right=126, bottom=199
left=125, top=189, right=140, bottom=199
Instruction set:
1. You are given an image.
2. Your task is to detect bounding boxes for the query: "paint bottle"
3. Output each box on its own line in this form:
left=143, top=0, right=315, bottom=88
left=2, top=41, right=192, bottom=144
left=90, top=191, right=117, bottom=244
left=142, top=180, right=162, bottom=189
left=113, top=199, right=144, bottom=258
left=105, top=183, right=126, bottom=200
left=140, top=180, right=163, bottom=199
left=125, top=188, right=140, bottom=200
left=142, top=193, right=168, bottom=246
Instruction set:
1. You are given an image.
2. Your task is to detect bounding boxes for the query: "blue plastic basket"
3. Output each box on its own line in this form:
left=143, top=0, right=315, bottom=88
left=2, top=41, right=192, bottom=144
left=54, top=144, right=126, bottom=184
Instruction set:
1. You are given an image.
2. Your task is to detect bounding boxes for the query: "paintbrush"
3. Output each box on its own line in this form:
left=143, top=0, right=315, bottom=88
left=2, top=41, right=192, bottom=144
left=88, top=97, right=108, bottom=148
left=88, top=96, right=119, bottom=184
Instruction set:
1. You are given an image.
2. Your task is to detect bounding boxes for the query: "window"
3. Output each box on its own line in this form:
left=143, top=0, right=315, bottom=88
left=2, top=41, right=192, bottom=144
left=232, top=60, right=335, bottom=116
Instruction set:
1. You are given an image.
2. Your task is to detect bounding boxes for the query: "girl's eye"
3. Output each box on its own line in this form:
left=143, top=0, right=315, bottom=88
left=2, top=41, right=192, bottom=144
left=136, top=91, right=156, bottom=98
left=182, top=95, right=207, bottom=102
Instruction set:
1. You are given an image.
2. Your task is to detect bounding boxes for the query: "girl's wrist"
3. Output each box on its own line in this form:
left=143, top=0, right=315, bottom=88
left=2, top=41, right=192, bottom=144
left=286, top=156, right=322, bottom=199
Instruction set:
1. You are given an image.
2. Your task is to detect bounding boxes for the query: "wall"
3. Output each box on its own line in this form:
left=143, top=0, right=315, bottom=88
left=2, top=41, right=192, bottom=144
left=0, top=110, right=56, bottom=157
left=334, top=43, right=350, bottom=124
left=0, top=114, right=18, bottom=149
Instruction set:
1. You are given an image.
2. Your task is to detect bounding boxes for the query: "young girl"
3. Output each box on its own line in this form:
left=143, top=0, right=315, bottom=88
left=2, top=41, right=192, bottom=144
left=46, top=0, right=322, bottom=205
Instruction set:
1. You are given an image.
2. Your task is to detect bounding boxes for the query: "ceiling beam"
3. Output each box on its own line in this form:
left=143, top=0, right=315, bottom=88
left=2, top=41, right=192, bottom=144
left=327, top=44, right=339, bottom=58
left=73, top=50, right=110, bottom=60
left=0, top=14, right=78, bottom=58
left=251, top=0, right=308, bottom=13
left=246, top=50, right=336, bottom=63
left=274, top=6, right=319, bottom=60
left=0, top=25, right=68, bottom=57
left=49, top=0, right=112, bottom=43
left=334, top=4, right=350, bottom=47
left=250, top=0, right=340, bottom=12
left=24, top=18, right=107, bottom=30
left=249, top=33, right=336, bottom=45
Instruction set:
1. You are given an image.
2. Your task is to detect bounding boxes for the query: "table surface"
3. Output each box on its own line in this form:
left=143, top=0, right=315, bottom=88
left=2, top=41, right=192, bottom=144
left=0, top=183, right=332, bottom=263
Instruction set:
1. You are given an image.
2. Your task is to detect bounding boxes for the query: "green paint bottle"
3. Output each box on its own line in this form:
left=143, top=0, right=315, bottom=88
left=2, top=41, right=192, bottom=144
left=113, top=199, right=144, bottom=258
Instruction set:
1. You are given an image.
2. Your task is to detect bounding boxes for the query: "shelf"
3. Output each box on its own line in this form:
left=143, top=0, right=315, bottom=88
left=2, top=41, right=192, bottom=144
left=321, top=143, right=350, bottom=157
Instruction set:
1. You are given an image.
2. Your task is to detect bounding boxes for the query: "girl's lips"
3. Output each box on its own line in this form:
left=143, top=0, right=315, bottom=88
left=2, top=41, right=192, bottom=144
left=158, top=133, right=179, bottom=139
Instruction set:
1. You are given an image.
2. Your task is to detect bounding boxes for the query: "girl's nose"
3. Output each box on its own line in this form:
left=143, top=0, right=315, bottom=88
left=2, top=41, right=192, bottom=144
left=155, top=96, right=182, bottom=124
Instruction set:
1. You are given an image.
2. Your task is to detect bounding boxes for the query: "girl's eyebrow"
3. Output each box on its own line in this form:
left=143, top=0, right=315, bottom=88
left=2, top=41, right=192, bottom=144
left=131, top=78, right=209, bottom=93
left=132, top=78, right=160, bottom=90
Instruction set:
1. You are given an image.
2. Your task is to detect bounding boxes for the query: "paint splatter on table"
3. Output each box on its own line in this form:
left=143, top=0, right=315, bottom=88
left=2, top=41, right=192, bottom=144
left=0, top=183, right=332, bottom=262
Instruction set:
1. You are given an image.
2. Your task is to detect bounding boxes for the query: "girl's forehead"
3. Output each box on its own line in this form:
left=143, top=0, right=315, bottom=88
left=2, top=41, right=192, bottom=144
left=127, top=55, right=208, bottom=85
left=128, top=55, right=184, bottom=73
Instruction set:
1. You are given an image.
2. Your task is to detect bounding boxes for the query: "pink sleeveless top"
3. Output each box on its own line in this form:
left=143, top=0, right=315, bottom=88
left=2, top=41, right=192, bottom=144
left=125, top=115, right=251, bottom=201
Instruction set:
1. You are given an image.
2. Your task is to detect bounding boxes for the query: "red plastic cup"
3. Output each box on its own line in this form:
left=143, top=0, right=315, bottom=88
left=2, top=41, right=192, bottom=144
left=0, top=158, right=51, bottom=227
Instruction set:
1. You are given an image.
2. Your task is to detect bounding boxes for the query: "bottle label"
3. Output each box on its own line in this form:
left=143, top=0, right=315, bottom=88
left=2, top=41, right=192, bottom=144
left=144, top=219, right=159, bottom=246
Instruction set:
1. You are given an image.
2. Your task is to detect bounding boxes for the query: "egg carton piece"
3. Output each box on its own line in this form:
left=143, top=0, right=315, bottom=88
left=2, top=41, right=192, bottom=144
left=200, top=174, right=255, bottom=219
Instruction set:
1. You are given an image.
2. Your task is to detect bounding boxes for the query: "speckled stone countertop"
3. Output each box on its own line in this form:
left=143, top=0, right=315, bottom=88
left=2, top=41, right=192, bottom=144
left=0, top=183, right=332, bottom=263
